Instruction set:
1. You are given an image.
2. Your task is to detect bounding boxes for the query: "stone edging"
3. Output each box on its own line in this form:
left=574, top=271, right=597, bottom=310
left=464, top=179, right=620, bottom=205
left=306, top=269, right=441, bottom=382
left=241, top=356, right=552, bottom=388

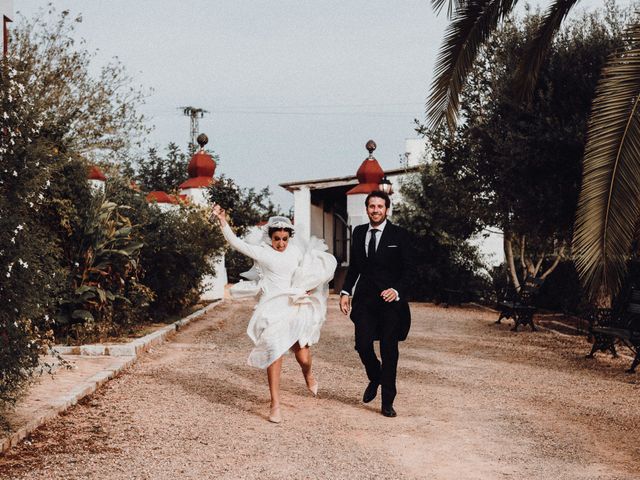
left=51, top=301, right=221, bottom=357
left=0, top=356, right=137, bottom=455
left=1, top=300, right=221, bottom=455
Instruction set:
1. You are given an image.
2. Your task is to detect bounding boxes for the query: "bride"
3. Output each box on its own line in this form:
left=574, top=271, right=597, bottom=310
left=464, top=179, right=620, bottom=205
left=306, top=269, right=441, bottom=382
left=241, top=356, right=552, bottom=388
left=210, top=205, right=337, bottom=423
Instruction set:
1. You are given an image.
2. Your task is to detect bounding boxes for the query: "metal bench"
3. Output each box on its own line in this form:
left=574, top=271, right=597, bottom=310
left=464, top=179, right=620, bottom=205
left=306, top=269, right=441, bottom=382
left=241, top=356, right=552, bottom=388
left=443, top=288, right=464, bottom=307
left=496, top=276, right=544, bottom=332
left=586, top=289, right=640, bottom=373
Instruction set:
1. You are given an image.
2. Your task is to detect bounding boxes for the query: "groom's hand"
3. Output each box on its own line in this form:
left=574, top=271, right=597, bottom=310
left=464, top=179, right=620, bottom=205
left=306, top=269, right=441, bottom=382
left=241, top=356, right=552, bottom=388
left=381, top=288, right=398, bottom=302
left=339, top=294, right=351, bottom=315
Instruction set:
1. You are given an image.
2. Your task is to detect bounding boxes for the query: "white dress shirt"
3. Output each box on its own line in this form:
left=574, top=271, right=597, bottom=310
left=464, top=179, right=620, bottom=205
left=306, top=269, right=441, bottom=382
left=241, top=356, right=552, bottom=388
left=341, top=219, right=399, bottom=300
left=365, top=219, right=387, bottom=256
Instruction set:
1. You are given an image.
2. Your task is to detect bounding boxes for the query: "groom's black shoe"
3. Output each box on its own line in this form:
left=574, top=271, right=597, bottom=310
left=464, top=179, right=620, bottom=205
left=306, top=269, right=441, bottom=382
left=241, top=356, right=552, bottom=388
left=381, top=405, right=397, bottom=418
left=362, top=382, right=379, bottom=403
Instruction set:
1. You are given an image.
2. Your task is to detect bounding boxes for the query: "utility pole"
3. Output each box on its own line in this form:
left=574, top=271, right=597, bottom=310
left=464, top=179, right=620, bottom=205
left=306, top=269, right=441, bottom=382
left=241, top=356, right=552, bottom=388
left=180, top=106, right=209, bottom=153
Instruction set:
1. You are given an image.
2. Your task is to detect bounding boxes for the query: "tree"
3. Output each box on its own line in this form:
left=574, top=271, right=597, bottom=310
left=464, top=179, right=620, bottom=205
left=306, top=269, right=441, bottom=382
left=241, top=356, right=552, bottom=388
left=427, top=0, right=633, bottom=129
left=394, top=164, right=490, bottom=301
left=573, top=22, right=640, bottom=304
left=418, top=10, right=623, bottom=291
left=428, top=0, right=640, bottom=302
left=130, top=143, right=190, bottom=193
left=8, top=7, right=149, bottom=163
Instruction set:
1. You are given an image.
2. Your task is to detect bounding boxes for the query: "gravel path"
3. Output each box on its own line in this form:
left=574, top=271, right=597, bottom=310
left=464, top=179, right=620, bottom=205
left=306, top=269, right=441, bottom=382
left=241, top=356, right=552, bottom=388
left=1, top=298, right=639, bottom=479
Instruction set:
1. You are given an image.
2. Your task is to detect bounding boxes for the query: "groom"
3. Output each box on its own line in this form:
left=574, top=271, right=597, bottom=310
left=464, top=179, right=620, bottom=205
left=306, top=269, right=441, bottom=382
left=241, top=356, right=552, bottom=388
left=340, top=191, right=412, bottom=417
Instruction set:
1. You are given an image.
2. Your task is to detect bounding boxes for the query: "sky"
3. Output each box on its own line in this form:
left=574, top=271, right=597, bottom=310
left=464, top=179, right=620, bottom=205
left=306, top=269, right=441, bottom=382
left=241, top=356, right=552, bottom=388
left=15, top=0, right=612, bottom=209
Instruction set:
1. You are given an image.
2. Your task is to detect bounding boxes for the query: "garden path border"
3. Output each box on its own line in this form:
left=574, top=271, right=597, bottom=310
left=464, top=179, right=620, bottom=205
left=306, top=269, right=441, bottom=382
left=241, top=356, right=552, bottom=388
left=0, top=300, right=221, bottom=455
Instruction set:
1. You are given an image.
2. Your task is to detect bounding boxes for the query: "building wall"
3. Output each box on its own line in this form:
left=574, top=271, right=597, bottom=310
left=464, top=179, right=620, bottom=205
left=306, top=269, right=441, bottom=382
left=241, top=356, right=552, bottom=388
left=310, top=202, right=324, bottom=239
left=323, top=210, right=334, bottom=255
left=180, top=187, right=208, bottom=207
left=293, top=187, right=311, bottom=241
left=347, top=193, right=368, bottom=227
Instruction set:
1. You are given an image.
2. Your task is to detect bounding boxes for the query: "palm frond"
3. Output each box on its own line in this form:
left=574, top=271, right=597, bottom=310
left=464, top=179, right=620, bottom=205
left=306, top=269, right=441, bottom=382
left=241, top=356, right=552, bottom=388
left=513, top=0, right=582, bottom=103
left=432, top=0, right=469, bottom=19
left=426, top=0, right=518, bottom=131
left=573, top=24, right=640, bottom=302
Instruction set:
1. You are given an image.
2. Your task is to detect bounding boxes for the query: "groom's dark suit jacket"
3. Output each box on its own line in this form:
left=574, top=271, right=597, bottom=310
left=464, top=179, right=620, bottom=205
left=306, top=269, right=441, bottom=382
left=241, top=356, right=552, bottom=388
left=342, top=221, right=412, bottom=341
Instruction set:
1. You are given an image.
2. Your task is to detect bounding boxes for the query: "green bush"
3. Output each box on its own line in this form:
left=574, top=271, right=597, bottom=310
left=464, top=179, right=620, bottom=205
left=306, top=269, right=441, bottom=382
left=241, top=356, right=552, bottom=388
left=395, top=168, right=491, bottom=302
left=1, top=6, right=147, bottom=409
left=140, top=206, right=224, bottom=318
left=107, top=171, right=225, bottom=319
left=0, top=65, right=64, bottom=407
left=54, top=195, right=150, bottom=343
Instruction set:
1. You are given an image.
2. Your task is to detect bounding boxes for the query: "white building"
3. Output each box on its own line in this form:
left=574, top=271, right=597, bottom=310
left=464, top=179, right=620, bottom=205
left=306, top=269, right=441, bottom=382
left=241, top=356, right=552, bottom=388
left=1, top=0, right=12, bottom=56
left=280, top=138, right=504, bottom=291
left=280, top=139, right=423, bottom=290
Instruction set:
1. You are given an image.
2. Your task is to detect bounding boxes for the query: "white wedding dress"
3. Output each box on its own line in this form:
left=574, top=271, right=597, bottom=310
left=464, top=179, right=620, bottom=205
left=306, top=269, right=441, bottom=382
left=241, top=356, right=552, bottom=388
left=221, top=224, right=337, bottom=368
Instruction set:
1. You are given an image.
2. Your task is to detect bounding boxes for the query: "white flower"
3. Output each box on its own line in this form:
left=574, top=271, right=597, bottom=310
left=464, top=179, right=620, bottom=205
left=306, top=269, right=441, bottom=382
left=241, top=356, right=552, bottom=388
left=12, top=170, right=18, bottom=177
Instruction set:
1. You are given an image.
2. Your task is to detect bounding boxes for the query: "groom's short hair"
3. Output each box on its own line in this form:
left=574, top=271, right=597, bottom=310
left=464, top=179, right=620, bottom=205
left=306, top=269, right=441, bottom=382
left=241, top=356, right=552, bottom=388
left=365, top=191, right=390, bottom=209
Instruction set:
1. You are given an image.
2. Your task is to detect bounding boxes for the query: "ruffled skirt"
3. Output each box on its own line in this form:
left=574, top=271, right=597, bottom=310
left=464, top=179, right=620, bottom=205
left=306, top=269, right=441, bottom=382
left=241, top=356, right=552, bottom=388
left=230, top=236, right=336, bottom=368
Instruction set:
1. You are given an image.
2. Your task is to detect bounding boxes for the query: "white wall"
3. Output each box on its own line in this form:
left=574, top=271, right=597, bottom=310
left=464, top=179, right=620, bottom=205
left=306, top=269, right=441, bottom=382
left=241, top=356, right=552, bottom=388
left=201, top=256, right=227, bottom=301
left=179, top=185, right=226, bottom=300
left=347, top=193, right=368, bottom=227
left=180, top=187, right=208, bottom=207
left=310, top=203, right=324, bottom=238
left=293, top=186, right=311, bottom=241
left=88, top=179, right=105, bottom=194
left=323, top=210, right=334, bottom=254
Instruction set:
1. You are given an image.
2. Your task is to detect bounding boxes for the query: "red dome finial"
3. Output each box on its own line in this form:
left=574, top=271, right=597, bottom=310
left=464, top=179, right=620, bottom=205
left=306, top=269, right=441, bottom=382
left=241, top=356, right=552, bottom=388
left=346, top=139, right=385, bottom=195
left=180, top=133, right=216, bottom=189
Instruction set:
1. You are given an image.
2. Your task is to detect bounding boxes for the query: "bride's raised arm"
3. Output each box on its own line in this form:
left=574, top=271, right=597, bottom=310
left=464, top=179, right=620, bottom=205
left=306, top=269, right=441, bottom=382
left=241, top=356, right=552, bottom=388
left=210, top=205, right=264, bottom=262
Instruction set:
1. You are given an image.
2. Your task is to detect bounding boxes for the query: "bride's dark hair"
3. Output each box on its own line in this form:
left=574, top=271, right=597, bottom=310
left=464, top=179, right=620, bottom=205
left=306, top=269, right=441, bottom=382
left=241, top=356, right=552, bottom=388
left=268, top=227, right=294, bottom=239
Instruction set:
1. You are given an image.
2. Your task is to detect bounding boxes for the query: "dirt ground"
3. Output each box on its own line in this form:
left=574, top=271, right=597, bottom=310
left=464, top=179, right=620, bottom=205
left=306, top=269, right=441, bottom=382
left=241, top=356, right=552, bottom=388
left=1, top=298, right=639, bottom=479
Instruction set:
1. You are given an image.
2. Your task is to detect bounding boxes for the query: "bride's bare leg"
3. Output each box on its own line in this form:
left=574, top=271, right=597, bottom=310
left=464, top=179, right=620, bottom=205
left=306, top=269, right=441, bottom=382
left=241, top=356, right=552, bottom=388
left=267, top=357, right=283, bottom=422
left=292, top=343, right=317, bottom=395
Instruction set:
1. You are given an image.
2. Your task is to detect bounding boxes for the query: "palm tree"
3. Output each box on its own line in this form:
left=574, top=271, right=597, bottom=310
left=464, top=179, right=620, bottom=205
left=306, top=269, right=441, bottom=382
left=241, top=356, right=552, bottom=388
left=428, top=0, right=591, bottom=130
left=572, top=24, right=640, bottom=305
left=427, top=0, right=640, bottom=303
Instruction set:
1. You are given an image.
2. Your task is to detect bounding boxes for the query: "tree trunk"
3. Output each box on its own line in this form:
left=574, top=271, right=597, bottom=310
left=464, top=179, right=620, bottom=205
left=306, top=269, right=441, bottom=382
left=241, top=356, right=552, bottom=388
left=594, top=285, right=613, bottom=308
left=504, top=234, right=521, bottom=290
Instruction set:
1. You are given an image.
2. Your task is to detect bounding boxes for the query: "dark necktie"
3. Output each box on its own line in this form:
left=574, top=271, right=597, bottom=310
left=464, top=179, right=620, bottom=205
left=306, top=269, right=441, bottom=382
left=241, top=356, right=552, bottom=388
left=368, top=229, right=378, bottom=258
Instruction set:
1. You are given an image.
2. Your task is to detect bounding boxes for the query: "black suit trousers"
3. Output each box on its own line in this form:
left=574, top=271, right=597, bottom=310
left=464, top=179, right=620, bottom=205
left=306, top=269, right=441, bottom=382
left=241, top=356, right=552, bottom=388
left=352, top=286, right=401, bottom=407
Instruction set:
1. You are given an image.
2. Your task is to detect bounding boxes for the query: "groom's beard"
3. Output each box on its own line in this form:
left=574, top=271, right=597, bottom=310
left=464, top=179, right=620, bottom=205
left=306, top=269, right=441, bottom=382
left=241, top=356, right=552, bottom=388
left=368, top=214, right=386, bottom=227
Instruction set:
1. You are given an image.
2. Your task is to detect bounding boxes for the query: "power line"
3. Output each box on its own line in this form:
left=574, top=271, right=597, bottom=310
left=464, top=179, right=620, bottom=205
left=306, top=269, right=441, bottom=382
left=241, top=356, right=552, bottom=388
left=145, top=101, right=425, bottom=114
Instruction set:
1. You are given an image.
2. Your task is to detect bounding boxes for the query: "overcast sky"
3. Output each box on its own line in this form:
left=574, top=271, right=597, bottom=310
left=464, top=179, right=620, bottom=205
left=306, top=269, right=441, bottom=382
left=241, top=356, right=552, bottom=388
left=16, top=0, right=610, bottom=209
